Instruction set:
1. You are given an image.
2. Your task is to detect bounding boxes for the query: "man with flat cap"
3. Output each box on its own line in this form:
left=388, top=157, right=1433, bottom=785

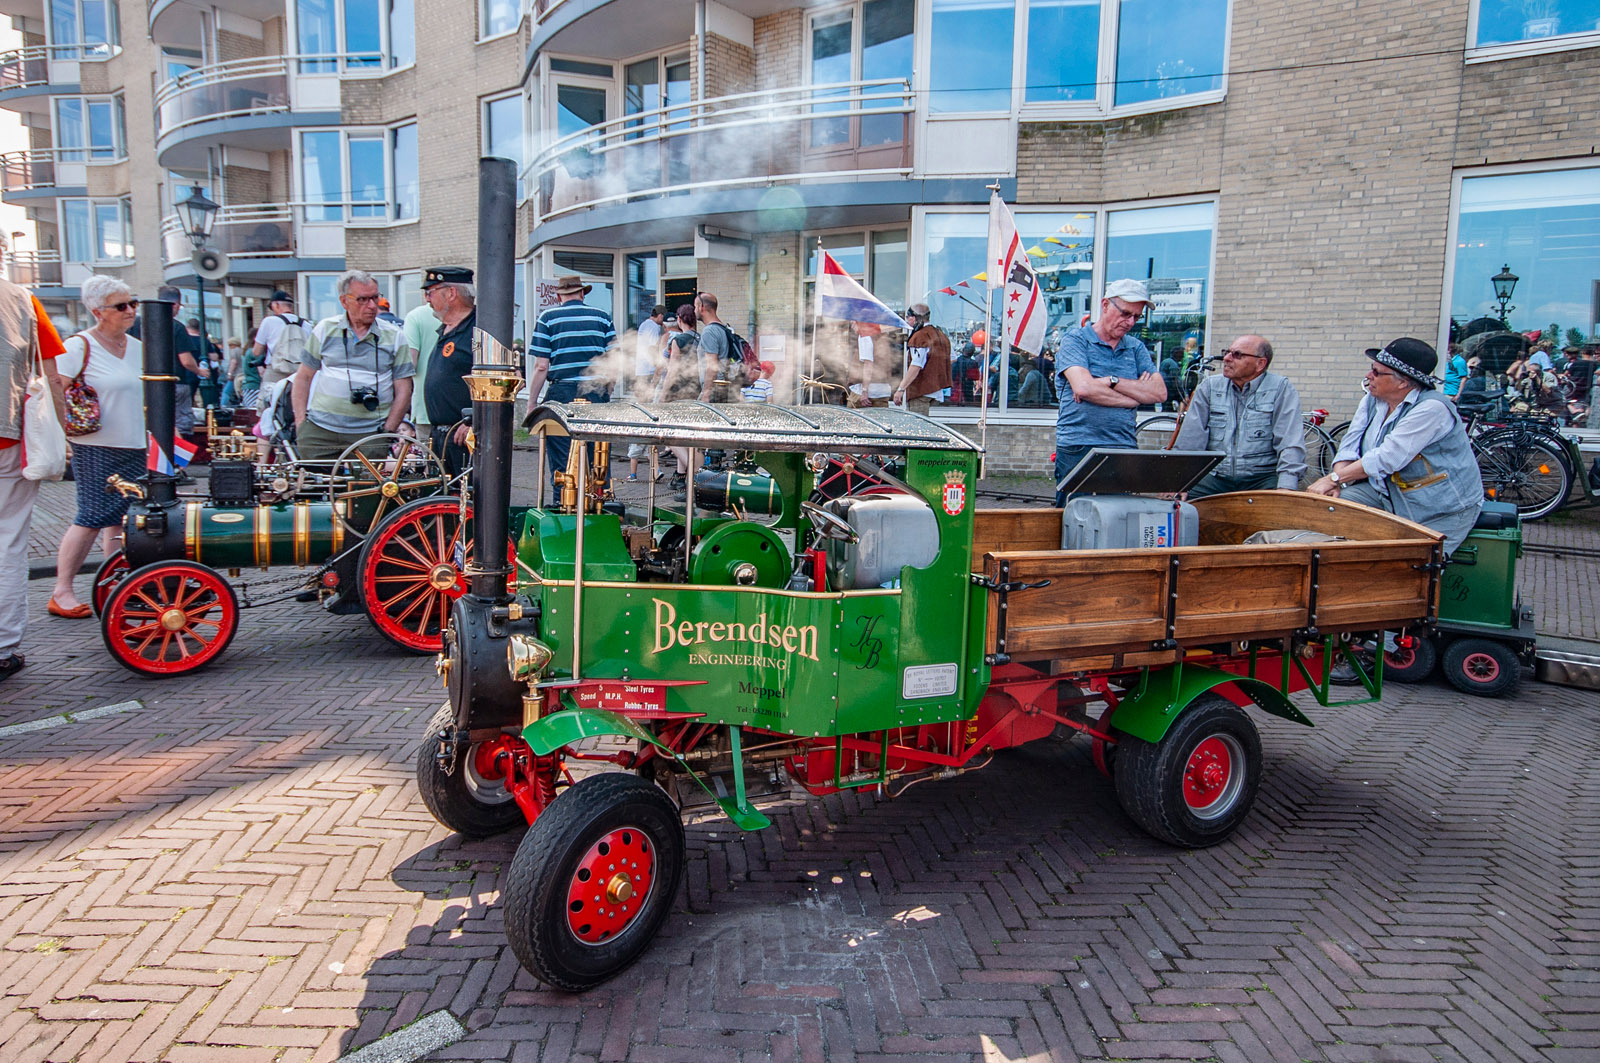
left=421, top=266, right=477, bottom=475
left=1307, top=338, right=1483, bottom=556
left=894, top=303, right=952, bottom=416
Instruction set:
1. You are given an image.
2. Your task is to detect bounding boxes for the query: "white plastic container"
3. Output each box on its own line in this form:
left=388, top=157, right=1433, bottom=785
left=825, top=493, right=940, bottom=588
left=1061, top=496, right=1199, bottom=550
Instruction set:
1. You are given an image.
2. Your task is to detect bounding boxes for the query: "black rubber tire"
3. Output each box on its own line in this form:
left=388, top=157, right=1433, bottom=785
left=91, top=549, right=129, bottom=618
left=1113, top=693, right=1262, bottom=848
left=1441, top=637, right=1521, bottom=698
left=414, top=704, right=526, bottom=838
left=1383, top=635, right=1439, bottom=684
left=1473, top=429, right=1573, bottom=521
left=504, top=772, right=685, bottom=992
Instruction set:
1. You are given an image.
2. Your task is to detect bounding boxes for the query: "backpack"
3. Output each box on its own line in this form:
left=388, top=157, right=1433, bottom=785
left=709, top=322, right=759, bottom=386
left=267, top=313, right=309, bottom=380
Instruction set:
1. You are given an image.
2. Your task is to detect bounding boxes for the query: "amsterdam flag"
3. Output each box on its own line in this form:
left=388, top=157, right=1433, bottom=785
left=986, top=192, right=1046, bottom=355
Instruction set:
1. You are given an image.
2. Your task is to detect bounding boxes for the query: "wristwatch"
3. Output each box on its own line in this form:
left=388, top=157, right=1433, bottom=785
left=1107, top=375, right=1121, bottom=389
left=1329, top=470, right=1343, bottom=486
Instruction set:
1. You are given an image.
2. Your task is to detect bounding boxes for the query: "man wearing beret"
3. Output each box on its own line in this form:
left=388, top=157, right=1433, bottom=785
left=1307, top=338, right=1483, bottom=556
left=420, top=266, right=476, bottom=476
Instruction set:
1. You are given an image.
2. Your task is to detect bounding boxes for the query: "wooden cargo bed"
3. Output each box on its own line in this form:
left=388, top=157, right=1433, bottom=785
left=975, top=491, right=1442, bottom=671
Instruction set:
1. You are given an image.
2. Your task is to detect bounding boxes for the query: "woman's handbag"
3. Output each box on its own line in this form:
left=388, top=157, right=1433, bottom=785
left=62, top=335, right=100, bottom=437
left=21, top=346, right=66, bottom=481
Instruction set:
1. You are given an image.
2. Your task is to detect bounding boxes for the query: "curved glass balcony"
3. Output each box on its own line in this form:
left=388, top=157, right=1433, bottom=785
left=161, top=204, right=296, bottom=266
left=0, top=147, right=123, bottom=201
left=6, top=249, right=63, bottom=288
left=524, top=78, right=913, bottom=226
left=153, top=56, right=346, bottom=165
left=0, top=43, right=118, bottom=109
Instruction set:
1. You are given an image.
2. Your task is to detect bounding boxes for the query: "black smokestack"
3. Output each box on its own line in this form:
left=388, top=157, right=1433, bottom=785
left=469, top=155, right=518, bottom=600
left=141, top=295, right=177, bottom=506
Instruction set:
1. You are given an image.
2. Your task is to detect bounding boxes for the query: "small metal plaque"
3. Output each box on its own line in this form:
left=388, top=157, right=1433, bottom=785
left=902, top=663, right=958, bottom=699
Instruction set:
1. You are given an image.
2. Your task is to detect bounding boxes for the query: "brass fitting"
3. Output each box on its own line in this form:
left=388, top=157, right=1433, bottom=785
left=106, top=474, right=146, bottom=500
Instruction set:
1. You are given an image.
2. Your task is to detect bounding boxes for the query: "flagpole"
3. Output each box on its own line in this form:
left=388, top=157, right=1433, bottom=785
left=978, top=179, right=1003, bottom=477
left=808, top=236, right=821, bottom=404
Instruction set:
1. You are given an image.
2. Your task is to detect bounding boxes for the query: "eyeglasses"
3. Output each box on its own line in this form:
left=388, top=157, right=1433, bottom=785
left=1221, top=348, right=1265, bottom=360
left=346, top=293, right=381, bottom=304
left=1366, top=367, right=1402, bottom=380
left=101, top=299, right=139, bottom=312
left=1105, top=298, right=1144, bottom=319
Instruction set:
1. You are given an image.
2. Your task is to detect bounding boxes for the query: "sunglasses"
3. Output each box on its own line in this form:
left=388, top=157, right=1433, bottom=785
left=1366, top=367, right=1402, bottom=380
left=346, top=293, right=382, bottom=304
left=102, top=299, right=139, bottom=312
left=1221, top=348, right=1265, bottom=360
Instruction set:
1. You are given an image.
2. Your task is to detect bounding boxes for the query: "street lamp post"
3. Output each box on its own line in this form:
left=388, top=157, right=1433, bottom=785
left=1491, top=264, right=1519, bottom=328
left=176, top=185, right=220, bottom=405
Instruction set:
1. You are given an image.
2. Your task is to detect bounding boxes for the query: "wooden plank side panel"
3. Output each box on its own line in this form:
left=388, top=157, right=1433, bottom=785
left=971, top=508, right=1061, bottom=570
left=1316, top=540, right=1436, bottom=630
left=986, top=550, right=1169, bottom=656
left=1172, top=547, right=1313, bottom=641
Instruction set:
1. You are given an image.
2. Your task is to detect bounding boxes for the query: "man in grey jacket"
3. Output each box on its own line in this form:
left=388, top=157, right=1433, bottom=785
left=1175, top=334, right=1306, bottom=497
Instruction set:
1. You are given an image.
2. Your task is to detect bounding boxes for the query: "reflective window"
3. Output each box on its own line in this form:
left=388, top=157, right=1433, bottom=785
left=484, top=94, right=522, bottom=169
left=304, top=274, right=341, bottom=323
left=483, top=0, right=519, bottom=38
left=295, top=0, right=410, bottom=72
left=297, top=0, right=338, bottom=72
left=1113, top=0, right=1226, bottom=107
left=871, top=229, right=908, bottom=315
left=300, top=130, right=343, bottom=222
left=347, top=135, right=386, bottom=219
left=61, top=197, right=131, bottom=262
left=860, top=0, right=914, bottom=145
left=1104, top=202, right=1214, bottom=367
left=930, top=0, right=1014, bottom=113
left=344, top=0, right=383, bottom=67
left=389, top=0, right=415, bottom=67
left=49, top=0, right=115, bottom=59
left=62, top=199, right=91, bottom=262
left=1449, top=167, right=1600, bottom=340
left=810, top=9, right=853, bottom=147
left=1474, top=0, right=1600, bottom=47
left=1025, top=0, right=1099, bottom=103
left=626, top=251, right=659, bottom=329
left=56, top=97, right=121, bottom=161
left=392, top=122, right=418, bottom=220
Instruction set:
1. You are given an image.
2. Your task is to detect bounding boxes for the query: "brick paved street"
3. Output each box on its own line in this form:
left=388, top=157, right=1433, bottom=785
left=3, top=476, right=1600, bottom=1061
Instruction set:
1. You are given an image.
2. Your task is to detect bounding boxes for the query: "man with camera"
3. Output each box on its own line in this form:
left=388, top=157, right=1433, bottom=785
left=291, top=270, right=416, bottom=460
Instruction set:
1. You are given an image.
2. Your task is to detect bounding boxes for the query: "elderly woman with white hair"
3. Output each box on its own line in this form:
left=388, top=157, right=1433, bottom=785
left=48, top=275, right=145, bottom=618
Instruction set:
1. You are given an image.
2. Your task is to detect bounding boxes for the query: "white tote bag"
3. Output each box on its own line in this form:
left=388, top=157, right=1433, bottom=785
left=22, top=347, right=66, bottom=481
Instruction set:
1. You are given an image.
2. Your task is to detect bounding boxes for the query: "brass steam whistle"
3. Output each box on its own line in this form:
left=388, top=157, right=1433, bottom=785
left=553, top=439, right=612, bottom=514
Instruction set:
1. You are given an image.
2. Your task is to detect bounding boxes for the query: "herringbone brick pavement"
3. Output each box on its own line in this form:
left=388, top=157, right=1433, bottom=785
left=1, top=580, right=1599, bottom=1061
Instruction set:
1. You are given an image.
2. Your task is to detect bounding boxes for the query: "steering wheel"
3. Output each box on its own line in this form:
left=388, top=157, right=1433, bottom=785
left=801, top=500, right=858, bottom=544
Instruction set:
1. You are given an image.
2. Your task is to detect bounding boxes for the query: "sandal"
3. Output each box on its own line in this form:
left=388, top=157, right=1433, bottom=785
left=0, top=653, right=23, bottom=681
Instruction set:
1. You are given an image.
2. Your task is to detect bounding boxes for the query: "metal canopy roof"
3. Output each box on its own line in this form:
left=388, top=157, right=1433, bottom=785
left=525, top=401, right=983, bottom=454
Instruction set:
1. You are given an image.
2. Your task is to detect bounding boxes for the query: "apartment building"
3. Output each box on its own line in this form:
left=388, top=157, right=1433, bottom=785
left=3, top=1, right=1599, bottom=471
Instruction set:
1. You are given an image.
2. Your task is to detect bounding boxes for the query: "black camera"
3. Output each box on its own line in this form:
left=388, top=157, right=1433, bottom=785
left=350, top=385, right=380, bottom=412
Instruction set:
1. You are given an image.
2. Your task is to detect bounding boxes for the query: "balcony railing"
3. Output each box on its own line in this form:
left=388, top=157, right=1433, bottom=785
left=7, top=249, right=64, bottom=287
left=0, top=43, right=118, bottom=94
left=161, top=204, right=296, bottom=265
left=522, top=79, right=914, bottom=225
left=0, top=147, right=125, bottom=194
left=155, top=56, right=295, bottom=140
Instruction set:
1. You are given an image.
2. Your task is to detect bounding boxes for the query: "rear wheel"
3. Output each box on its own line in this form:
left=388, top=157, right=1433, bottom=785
left=1135, top=413, right=1180, bottom=451
left=503, top=773, right=685, bottom=991
left=1474, top=429, right=1572, bottom=521
left=91, top=549, right=129, bottom=617
left=1113, top=693, right=1262, bottom=848
left=1442, top=637, right=1521, bottom=698
left=100, top=561, right=240, bottom=676
left=1383, top=634, right=1439, bottom=683
left=414, top=704, right=529, bottom=838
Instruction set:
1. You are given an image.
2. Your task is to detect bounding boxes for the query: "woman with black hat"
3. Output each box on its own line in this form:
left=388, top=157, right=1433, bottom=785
left=1306, top=338, right=1483, bottom=556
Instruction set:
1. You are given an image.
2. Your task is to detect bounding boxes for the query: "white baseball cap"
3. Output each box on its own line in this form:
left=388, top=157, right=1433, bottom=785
left=1103, top=278, right=1151, bottom=306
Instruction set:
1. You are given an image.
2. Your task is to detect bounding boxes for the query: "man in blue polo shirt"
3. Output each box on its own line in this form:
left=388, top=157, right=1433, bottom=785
left=1053, top=278, right=1167, bottom=505
left=526, top=274, right=617, bottom=491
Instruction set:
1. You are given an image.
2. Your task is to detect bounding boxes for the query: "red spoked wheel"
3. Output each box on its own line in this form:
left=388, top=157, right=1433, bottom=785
left=1113, top=693, right=1262, bottom=848
left=504, top=773, right=685, bottom=991
left=91, top=549, right=130, bottom=617
left=100, top=561, right=240, bottom=676
left=359, top=497, right=516, bottom=654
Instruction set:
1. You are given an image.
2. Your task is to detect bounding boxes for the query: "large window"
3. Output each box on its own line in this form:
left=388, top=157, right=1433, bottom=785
left=61, top=197, right=132, bottom=263
left=295, top=0, right=414, bottom=72
left=484, top=92, right=524, bottom=199
left=300, top=124, right=418, bottom=223
left=1472, top=0, right=1600, bottom=50
left=48, top=0, right=116, bottom=60
left=54, top=96, right=123, bottom=162
left=1448, top=166, right=1600, bottom=342
left=931, top=0, right=1228, bottom=115
left=918, top=201, right=1213, bottom=414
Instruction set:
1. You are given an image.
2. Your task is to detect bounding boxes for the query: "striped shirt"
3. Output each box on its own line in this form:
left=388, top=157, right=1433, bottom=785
left=303, top=313, right=416, bottom=433
left=531, top=301, right=616, bottom=388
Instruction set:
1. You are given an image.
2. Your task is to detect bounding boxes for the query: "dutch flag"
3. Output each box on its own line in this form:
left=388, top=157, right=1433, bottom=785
left=147, top=433, right=197, bottom=476
left=815, top=250, right=909, bottom=330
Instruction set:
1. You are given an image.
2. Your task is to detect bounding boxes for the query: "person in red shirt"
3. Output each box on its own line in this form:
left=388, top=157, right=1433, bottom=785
left=0, top=278, right=67, bottom=678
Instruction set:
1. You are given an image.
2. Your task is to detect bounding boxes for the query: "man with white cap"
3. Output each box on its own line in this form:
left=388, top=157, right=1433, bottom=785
left=1052, top=278, right=1167, bottom=505
left=1307, top=338, right=1483, bottom=556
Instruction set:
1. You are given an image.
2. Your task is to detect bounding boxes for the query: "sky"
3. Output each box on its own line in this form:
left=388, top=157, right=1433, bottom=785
left=1, top=23, right=35, bottom=256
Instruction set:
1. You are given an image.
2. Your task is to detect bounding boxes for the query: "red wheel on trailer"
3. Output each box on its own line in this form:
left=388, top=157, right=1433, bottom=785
left=100, top=561, right=240, bottom=676
left=503, top=773, right=685, bottom=991
left=1113, top=693, right=1262, bottom=848
left=1383, top=635, right=1438, bottom=684
left=1441, top=637, right=1520, bottom=698
left=91, top=549, right=130, bottom=617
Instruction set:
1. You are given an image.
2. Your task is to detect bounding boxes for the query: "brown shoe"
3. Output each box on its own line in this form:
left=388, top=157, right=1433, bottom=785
left=47, top=598, right=92, bottom=619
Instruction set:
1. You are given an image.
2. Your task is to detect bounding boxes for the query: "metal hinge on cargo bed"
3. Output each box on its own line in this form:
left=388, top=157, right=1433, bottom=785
left=970, top=573, right=1052, bottom=594
left=977, top=562, right=1051, bottom=665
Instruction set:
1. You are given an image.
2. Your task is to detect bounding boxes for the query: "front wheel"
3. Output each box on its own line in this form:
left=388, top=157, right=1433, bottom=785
left=1113, top=693, right=1262, bottom=848
left=1441, top=637, right=1521, bottom=698
left=414, top=704, right=528, bottom=838
left=1383, top=634, right=1439, bottom=683
left=1474, top=430, right=1572, bottom=521
left=503, top=772, right=685, bottom=992
left=100, top=561, right=240, bottom=676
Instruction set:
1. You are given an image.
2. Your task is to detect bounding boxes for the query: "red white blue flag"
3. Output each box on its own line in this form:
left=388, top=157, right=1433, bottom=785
left=987, top=192, right=1046, bottom=355
left=816, top=250, right=909, bottom=330
left=147, top=432, right=196, bottom=475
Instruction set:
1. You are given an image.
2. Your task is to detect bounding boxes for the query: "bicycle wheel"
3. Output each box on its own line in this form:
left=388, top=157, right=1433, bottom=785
left=1474, top=431, right=1572, bottom=520
left=1301, top=423, right=1337, bottom=486
left=1136, top=412, right=1181, bottom=450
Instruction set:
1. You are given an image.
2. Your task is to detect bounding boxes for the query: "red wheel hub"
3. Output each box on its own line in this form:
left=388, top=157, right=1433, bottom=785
left=1183, top=736, right=1234, bottom=811
left=566, top=828, right=655, bottom=944
left=1387, top=645, right=1416, bottom=669
left=1462, top=652, right=1500, bottom=682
